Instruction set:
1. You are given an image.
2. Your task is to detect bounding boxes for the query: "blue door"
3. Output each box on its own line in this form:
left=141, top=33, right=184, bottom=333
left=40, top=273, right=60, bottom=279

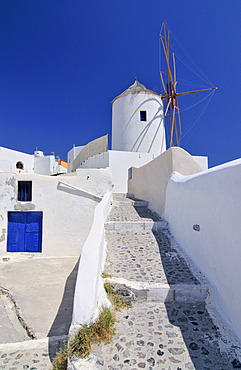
left=7, top=212, right=43, bottom=252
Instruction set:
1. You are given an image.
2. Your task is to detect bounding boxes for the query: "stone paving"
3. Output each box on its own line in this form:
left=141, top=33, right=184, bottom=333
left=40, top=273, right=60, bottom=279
left=0, top=257, right=78, bottom=369
left=107, top=205, right=162, bottom=223
left=83, top=193, right=241, bottom=370
left=105, top=229, right=199, bottom=285
left=0, top=345, right=52, bottom=369
left=0, top=337, right=67, bottom=369
left=89, top=302, right=239, bottom=370
left=1, top=194, right=241, bottom=369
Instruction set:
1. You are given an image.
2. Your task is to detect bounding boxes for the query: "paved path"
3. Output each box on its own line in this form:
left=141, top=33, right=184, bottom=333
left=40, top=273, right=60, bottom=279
left=76, top=194, right=241, bottom=370
left=0, top=336, right=67, bottom=369
left=1, top=195, right=241, bottom=369
left=0, top=256, right=78, bottom=369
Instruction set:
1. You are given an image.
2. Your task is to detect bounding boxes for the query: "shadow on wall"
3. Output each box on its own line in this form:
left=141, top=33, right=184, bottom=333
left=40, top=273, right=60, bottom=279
left=151, top=230, right=234, bottom=369
left=47, top=258, right=79, bottom=361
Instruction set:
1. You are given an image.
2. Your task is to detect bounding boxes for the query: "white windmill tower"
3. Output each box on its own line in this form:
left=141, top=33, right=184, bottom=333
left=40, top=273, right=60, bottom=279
left=111, top=79, right=166, bottom=158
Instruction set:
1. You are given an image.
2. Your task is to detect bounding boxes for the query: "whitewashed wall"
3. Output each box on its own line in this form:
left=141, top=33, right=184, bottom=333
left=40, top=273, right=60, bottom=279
left=79, top=150, right=154, bottom=193
left=128, top=147, right=203, bottom=215
left=109, top=151, right=154, bottom=193
left=0, top=168, right=112, bottom=257
left=34, top=155, right=57, bottom=175
left=67, top=145, right=84, bottom=173
left=164, top=159, right=241, bottom=341
left=0, top=147, right=34, bottom=173
left=0, top=146, right=66, bottom=175
left=79, top=151, right=109, bottom=169
left=192, top=155, right=208, bottom=170
left=71, top=191, right=112, bottom=330
left=112, top=93, right=166, bottom=157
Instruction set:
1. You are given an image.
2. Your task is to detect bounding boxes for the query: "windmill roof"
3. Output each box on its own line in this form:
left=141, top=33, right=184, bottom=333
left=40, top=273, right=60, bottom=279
left=112, top=79, right=160, bottom=102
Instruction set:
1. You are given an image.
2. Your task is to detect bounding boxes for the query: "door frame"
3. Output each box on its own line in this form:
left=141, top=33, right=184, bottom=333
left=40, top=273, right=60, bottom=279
left=7, top=211, right=43, bottom=253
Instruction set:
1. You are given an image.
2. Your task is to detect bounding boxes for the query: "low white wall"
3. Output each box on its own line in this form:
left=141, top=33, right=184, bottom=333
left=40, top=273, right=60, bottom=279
left=192, top=155, right=208, bottom=170
left=109, top=151, right=154, bottom=193
left=79, top=150, right=154, bottom=193
left=0, top=168, right=112, bottom=257
left=67, top=146, right=84, bottom=173
left=71, top=191, right=112, bottom=329
left=34, top=155, right=56, bottom=175
left=164, top=158, right=241, bottom=341
left=79, top=151, right=109, bottom=169
left=128, top=147, right=203, bottom=215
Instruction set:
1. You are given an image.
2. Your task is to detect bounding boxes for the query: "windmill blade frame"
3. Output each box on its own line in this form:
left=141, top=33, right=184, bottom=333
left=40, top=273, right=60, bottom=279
left=159, top=20, right=217, bottom=148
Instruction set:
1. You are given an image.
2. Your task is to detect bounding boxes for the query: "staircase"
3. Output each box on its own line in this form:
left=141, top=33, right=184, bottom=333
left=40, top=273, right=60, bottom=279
left=84, top=194, right=241, bottom=370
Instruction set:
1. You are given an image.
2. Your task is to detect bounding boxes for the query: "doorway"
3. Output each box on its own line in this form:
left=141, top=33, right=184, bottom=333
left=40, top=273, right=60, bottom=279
left=7, top=211, right=43, bottom=252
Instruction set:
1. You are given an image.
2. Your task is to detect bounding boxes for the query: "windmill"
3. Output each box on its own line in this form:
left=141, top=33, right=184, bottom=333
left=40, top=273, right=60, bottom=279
left=159, top=21, right=217, bottom=147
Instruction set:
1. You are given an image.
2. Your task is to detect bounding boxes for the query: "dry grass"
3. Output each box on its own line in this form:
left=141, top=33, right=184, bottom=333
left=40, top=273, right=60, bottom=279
left=52, top=281, right=130, bottom=369
left=52, top=346, right=69, bottom=370
left=101, top=272, right=112, bottom=278
left=52, top=307, right=116, bottom=369
left=104, top=282, right=131, bottom=311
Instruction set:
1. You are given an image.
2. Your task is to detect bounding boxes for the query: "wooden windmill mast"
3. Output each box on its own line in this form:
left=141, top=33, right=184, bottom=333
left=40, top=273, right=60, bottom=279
left=159, top=21, right=217, bottom=147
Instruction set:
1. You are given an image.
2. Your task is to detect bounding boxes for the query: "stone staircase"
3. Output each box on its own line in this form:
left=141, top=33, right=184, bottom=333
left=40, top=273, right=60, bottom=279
left=104, top=193, right=210, bottom=305
left=82, top=193, right=241, bottom=370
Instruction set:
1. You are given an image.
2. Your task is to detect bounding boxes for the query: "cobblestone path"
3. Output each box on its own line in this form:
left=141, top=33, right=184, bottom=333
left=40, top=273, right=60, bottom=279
left=85, top=194, right=241, bottom=370
left=0, top=336, right=66, bottom=369
left=0, top=345, right=52, bottom=369
left=1, top=194, right=241, bottom=370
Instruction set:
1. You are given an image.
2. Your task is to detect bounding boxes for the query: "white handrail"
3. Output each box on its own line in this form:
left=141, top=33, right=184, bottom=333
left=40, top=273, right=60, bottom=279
left=57, top=181, right=102, bottom=202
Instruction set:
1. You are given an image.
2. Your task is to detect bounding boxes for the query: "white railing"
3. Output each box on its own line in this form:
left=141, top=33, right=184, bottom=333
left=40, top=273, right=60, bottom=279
left=58, top=181, right=102, bottom=202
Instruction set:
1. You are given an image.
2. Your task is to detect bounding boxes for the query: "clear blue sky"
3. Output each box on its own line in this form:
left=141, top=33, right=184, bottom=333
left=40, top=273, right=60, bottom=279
left=0, top=1, right=240, bottom=167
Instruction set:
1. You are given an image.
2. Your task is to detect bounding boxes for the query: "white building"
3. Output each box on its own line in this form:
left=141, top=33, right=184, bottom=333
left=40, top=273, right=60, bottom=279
left=67, top=145, right=84, bottom=173
left=68, top=80, right=167, bottom=192
left=68, top=80, right=207, bottom=192
left=112, top=79, right=166, bottom=156
left=0, top=168, right=112, bottom=257
left=0, top=146, right=67, bottom=175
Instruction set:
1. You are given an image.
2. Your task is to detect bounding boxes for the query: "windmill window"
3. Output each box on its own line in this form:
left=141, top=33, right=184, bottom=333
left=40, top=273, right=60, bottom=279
left=16, top=161, right=24, bottom=170
left=18, top=181, right=32, bottom=202
left=140, top=111, right=147, bottom=121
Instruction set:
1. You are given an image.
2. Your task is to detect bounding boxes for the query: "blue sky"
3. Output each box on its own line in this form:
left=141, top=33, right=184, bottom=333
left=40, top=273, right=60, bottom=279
left=0, top=1, right=240, bottom=168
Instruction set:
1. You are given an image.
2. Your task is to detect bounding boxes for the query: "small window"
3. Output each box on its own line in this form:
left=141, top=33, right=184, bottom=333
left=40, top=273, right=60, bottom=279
left=16, top=161, right=24, bottom=170
left=140, top=110, right=147, bottom=121
left=128, top=167, right=133, bottom=180
left=18, top=181, right=32, bottom=202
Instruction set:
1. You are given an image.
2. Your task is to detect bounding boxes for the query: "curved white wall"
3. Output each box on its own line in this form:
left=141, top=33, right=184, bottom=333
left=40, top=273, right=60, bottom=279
left=128, top=147, right=203, bottom=215
left=164, top=159, right=241, bottom=341
left=112, top=93, right=166, bottom=157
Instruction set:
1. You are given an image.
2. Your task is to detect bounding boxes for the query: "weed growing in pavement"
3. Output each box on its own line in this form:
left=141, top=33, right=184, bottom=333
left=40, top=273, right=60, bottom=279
left=52, top=307, right=116, bottom=369
left=101, top=272, right=112, bottom=278
left=104, top=282, right=131, bottom=311
left=52, top=280, right=130, bottom=368
left=69, top=307, right=116, bottom=358
left=52, top=346, right=69, bottom=370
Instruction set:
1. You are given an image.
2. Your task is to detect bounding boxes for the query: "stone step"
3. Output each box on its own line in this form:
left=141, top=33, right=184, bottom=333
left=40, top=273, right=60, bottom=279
left=103, top=278, right=211, bottom=304
left=104, top=220, right=168, bottom=231
left=84, top=301, right=241, bottom=370
left=111, top=199, right=149, bottom=207
left=111, top=193, right=149, bottom=207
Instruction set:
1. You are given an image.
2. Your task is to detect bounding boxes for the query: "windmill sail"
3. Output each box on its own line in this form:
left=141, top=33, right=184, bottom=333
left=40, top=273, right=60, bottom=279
left=159, top=21, right=217, bottom=147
